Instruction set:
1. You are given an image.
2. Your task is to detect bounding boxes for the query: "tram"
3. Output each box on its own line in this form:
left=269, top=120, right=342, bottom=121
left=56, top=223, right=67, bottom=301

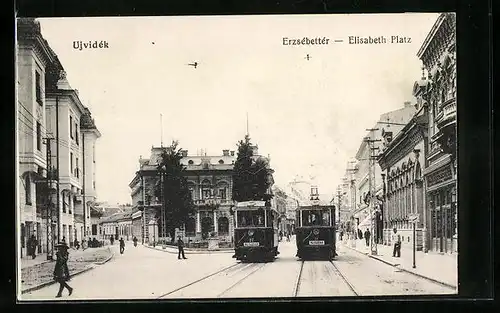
left=295, top=204, right=337, bottom=260
left=232, top=200, right=280, bottom=262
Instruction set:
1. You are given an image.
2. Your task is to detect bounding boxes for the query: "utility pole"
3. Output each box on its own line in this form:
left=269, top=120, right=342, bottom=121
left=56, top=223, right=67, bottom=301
left=365, top=128, right=381, bottom=256
left=44, top=137, right=55, bottom=260
left=56, top=95, right=60, bottom=243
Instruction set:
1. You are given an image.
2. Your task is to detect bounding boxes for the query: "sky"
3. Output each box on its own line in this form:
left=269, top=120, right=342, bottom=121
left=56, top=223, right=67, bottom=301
left=36, top=13, right=440, bottom=204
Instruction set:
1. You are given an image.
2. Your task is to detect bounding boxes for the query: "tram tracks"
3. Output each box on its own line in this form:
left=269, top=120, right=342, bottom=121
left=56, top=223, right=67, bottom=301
left=157, top=262, right=269, bottom=299
left=293, top=260, right=359, bottom=297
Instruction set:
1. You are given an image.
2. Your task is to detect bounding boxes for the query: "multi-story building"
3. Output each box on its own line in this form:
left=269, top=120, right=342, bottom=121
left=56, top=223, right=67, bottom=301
left=45, top=75, right=87, bottom=246
left=352, top=103, right=416, bottom=243
left=417, top=13, right=457, bottom=254
left=378, top=97, right=428, bottom=251
left=16, top=18, right=64, bottom=256
left=129, top=145, right=274, bottom=247
left=17, top=18, right=101, bottom=255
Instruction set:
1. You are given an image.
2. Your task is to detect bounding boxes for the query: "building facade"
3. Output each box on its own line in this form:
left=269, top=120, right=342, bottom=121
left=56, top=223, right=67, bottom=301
left=17, top=18, right=101, bottom=256
left=129, top=145, right=275, bottom=247
left=351, top=104, right=416, bottom=243
left=417, top=13, right=457, bottom=254
left=17, top=18, right=63, bottom=257
left=378, top=100, right=428, bottom=251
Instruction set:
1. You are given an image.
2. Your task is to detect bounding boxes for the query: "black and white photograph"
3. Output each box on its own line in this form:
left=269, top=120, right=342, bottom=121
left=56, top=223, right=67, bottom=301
left=16, top=13, right=458, bottom=300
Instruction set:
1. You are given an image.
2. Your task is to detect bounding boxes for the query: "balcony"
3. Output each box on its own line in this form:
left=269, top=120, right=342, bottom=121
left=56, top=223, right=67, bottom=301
left=436, top=97, right=456, bottom=129
left=194, top=198, right=233, bottom=206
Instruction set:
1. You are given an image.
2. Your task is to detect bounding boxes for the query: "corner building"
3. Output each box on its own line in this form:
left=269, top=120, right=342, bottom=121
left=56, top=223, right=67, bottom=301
left=417, top=13, right=457, bottom=254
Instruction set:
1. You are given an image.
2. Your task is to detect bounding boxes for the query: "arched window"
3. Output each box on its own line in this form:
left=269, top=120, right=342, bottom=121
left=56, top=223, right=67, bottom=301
left=25, top=175, right=31, bottom=205
left=216, top=181, right=229, bottom=200
left=201, top=179, right=211, bottom=199
left=218, top=217, right=229, bottom=235
left=186, top=217, right=196, bottom=236
left=218, top=159, right=224, bottom=164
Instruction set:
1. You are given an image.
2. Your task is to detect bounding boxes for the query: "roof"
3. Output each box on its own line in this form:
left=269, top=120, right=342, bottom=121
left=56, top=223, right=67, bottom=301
left=99, top=211, right=133, bottom=224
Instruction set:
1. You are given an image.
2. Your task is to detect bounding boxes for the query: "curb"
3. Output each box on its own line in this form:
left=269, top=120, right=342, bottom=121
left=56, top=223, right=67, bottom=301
left=343, top=244, right=457, bottom=289
left=21, top=266, right=94, bottom=294
left=144, top=245, right=234, bottom=254
left=94, top=250, right=115, bottom=265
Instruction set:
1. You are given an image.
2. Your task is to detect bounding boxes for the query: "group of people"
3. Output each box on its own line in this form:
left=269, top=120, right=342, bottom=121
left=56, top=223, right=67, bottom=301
left=352, top=227, right=402, bottom=258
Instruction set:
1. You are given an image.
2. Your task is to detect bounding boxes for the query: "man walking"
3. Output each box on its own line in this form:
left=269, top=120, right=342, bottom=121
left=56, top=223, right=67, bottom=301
left=119, top=237, right=125, bottom=254
left=53, top=242, right=73, bottom=298
left=364, top=229, right=371, bottom=247
left=177, top=236, right=187, bottom=260
left=392, top=228, right=401, bottom=257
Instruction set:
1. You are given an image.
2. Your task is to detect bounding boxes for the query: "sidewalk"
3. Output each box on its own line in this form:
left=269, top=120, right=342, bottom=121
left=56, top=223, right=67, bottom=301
left=21, top=246, right=111, bottom=270
left=344, top=239, right=457, bottom=289
left=20, top=246, right=114, bottom=294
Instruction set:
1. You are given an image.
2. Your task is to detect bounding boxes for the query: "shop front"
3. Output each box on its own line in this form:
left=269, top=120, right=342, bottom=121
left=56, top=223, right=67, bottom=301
left=426, top=159, right=457, bottom=254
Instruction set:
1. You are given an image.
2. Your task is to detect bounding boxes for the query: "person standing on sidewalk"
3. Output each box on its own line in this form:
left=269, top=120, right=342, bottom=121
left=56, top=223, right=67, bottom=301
left=177, top=236, right=187, bottom=260
left=364, top=229, right=371, bottom=247
left=133, top=236, right=138, bottom=247
left=392, top=228, right=401, bottom=257
left=119, top=237, right=125, bottom=254
left=28, top=234, right=38, bottom=259
left=53, top=242, right=73, bottom=298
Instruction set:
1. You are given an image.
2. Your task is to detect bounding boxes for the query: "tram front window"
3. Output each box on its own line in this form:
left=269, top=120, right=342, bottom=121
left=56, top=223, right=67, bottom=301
left=301, top=210, right=331, bottom=226
left=237, top=210, right=266, bottom=227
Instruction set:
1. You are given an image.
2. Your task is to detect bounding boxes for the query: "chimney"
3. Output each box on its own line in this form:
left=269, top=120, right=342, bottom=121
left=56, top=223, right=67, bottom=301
left=222, top=149, right=229, bottom=156
left=230, top=150, right=235, bottom=156
left=180, top=150, right=188, bottom=157
left=404, top=101, right=412, bottom=108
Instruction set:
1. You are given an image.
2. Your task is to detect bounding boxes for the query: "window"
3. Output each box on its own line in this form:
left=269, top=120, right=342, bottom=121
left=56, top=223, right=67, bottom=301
left=70, top=116, right=73, bottom=139
left=236, top=210, right=265, bottom=227
left=76, top=157, right=79, bottom=177
left=35, top=71, right=42, bottom=105
left=219, top=188, right=227, bottom=200
left=36, top=122, right=42, bottom=151
left=92, top=225, right=97, bottom=236
left=93, top=144, right=96, bottom=163
left=70, top=152, right=73, bottom=175
left=25, top=175, right=31, bottom=205
left=63, top=194, right=67, bottom=213
left=75, top=126, right=79, bottom=145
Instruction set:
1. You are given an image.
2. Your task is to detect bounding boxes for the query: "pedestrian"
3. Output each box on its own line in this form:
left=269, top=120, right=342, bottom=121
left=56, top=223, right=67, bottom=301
left=279, top=230, right=283, bottom=242
left=177, top=236, right=187, bottom=260
left=357, top=228, right=363, bottom=240
left=392, top=228, right=401, bottom=257
left=110, top=236, right=114, bottom=245
left=53, top=242, right=73, bottom=298
left=133, top=236, right=138, bottom=247
left=119, top=237, right=125, bottom=254
left=364, top=229, right=371, bottom=247
left=286, top=232, right=290, bottom=242
left=28, top=234, right=38, bottom=259
left=73, top=239, right=80, bottom=250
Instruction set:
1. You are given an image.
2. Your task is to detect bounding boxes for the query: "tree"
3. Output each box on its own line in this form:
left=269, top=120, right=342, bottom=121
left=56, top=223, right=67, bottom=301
left=232, top=135, right=273, bottom=202
left=154, top=141, right=195, bottom=239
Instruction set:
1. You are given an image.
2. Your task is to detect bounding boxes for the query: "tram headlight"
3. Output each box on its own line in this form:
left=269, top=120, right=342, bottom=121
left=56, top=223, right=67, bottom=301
left=248, top=230, right=254, bottom=236
left=313, top=229, right=320, bottom=235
